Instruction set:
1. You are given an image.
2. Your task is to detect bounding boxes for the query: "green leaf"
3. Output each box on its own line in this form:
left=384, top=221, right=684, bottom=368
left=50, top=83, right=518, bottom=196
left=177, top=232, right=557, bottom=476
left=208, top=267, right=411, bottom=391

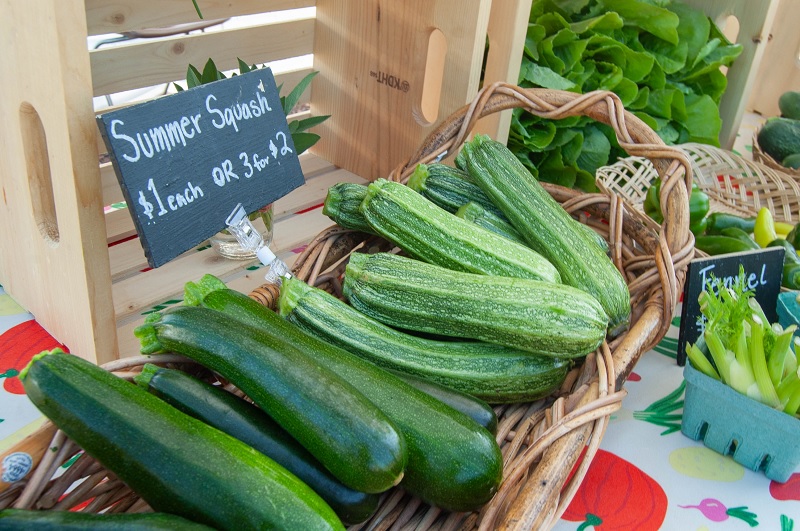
left=519, top=62, right=577, bottom=91
left=290, top=132, right=321, bottom=155
left=641, top=34, right=688, bottom=74
left=683, top=93, right=722, bottom=146
left=614, top=77, right=639, bottom=105
left=291, top=114, right=331, bottom=133
left=191, top=0, right=203, bottom=19
left=237, top=58, right=252, bottom=74
left=557, top=130, right=583, bottom=165
left=539, top=150, right=577, bottom=188
left=669, top=2, right=710, bottom=66
left=599, top=0, right=680, bottom=45
left=186, top=64, right=203, bottom=89
left=645, top=88, right=676, bottom=119
left=201, top=58, right=224, bottom=84
left=283, top=71, right=319, bottom=115
left=576, top=124, right=611, bottom=175
left=569, top=11, right=624, bottom=35
left=523, top=24, right=547, bottom=61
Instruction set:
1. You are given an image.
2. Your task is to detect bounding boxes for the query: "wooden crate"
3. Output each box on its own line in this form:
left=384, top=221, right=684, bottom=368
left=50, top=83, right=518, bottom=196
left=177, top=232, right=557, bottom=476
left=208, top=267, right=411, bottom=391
left=678, top=0, right=780, bottom=149
left=747, top=0, right=800, bottom=117
left=0, top=0, right=530, bottom=364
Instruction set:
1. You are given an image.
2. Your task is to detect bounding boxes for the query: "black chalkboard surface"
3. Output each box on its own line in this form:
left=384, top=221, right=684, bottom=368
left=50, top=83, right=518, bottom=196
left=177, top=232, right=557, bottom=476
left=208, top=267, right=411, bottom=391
left=676, top=246, right=785, bottom=366
left=96, top=68, right=304, bottom=268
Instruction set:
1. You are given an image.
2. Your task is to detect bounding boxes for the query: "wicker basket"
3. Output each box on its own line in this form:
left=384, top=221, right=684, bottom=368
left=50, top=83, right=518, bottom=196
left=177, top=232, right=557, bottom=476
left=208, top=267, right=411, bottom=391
left=598, top=141, right=800, bottom=224
left=0, top=83, right=694, bottom=530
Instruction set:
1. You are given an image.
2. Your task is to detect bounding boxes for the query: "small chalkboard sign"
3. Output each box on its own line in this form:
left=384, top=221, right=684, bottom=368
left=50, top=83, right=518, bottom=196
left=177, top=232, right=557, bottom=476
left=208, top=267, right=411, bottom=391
left=96, top=68, right=304, bottom=268
left=676, top=246, right=785, bottom=366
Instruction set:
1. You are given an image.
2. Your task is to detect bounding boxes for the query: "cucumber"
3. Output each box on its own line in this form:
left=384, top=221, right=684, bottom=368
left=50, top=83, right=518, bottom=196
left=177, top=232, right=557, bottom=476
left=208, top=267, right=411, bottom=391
left=278, top=275, right=570, bottom=403
left=343, top=252, right=608, bottom=359
left=457, top=135, right=630, bottom=336
left=20, top=350, right=343, bottom=531
left=134, top=307, right=407, bottom=495
left=182, top=276, right=503, bottom=512
left=0, top=509, right=214, bottom=530
left=134, top=364, right=379, bottom=525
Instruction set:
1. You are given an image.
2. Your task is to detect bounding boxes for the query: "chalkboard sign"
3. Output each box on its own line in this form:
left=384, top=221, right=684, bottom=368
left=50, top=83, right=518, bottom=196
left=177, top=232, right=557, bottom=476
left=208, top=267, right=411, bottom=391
left=676, top=247, right=785, bottom=366
left=96, top=68, right=304, bottom=268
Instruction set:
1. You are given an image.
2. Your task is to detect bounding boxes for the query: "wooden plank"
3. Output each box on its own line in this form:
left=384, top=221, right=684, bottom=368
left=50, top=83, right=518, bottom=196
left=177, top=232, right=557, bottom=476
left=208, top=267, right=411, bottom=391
left=113, top=205, right=339, bottom=358
left=90, top=18, right=315, bottom=97
left=85, top=0, right=315, bottom=36
left=106, top=164, right=366, bottom=276
left=109, top=164, right=365, bottom=320
left=311, top=0, right=491, bottom=181
left=103, top=152, right=343, bottom=242
left=747, top=0, right=800, bottom=117
left=0, top=0, right=119, bottom=364
left=685, top=0, right=779, bottom=149
left=96, top=68, right=315, bottom=158
left=473, top=0, right=533, bottom=144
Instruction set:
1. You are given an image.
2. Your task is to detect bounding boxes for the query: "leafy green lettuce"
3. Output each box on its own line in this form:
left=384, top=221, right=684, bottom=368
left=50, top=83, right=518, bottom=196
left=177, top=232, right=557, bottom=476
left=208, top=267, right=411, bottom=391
left=508, top=0, right=742, bottom=190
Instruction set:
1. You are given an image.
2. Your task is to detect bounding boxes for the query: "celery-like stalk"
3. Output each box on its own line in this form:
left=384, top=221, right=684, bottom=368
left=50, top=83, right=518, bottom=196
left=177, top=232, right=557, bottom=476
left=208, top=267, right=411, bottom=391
left=777, top=369, right=799, bottom=397
left=686, top=343, right=720, bottom=380
left=728, top=357, right=756, bottom=395
left=780, top=379, right=800, bottom=416
left=768, top=325, right=797, bottom=387
left=705, top=326, right=733, bottom=383
left=749, top=314, right=781, bottom=408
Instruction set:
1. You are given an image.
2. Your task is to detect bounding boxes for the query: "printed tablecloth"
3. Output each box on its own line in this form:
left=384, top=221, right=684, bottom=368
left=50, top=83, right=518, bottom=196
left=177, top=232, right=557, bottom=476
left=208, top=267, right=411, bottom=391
left=2, top=283, right=799, bottom=529
left=3, top=116, right=798, bottom=528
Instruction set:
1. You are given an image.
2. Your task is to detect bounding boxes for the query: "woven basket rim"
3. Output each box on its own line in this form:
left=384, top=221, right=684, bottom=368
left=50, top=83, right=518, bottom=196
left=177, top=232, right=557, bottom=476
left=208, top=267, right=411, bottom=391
left=3, top=84, right=695, bottom=531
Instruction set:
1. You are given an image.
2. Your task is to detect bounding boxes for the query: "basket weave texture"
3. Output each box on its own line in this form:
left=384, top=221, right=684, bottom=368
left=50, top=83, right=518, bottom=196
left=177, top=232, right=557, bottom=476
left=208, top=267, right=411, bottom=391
left=598, top=141, right=800, bottom=224
left=1, top=83, right=694, bottom=530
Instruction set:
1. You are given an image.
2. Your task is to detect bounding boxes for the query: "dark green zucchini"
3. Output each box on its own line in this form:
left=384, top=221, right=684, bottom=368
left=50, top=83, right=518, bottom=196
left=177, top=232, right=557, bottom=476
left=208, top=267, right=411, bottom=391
left=135, top=307, right=407, bottom=495
left=182, top=276, right=503, bottom=512
left=0, top=509, right=214, bottom=530
left=134, top=364, right=379, bottom=525
left=386, top=369, right=498, bottom=434
left=277, top=275, right=569, bottom=404
left=20, top=350, right=343, bottom=531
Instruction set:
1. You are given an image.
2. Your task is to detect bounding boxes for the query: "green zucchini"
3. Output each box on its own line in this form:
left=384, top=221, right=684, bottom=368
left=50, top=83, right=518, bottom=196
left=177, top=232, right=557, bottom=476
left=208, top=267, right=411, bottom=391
left=20, top=350, right=343, bottom=531
left=134, top=364, right=379, bottom=525
left=278, top=275, right=569, bottom=403
left=386, top=369, right=498, bottom=434
left=455, top=201, right=527, bottom=244
left=407, top=163, right=504, bottom=216
left=135, top=307, right=407, bottom=495
left=360, top=178, right=561, bottom=283
left=182, top=276, right=503, bottom=512
left=0, top=509, right=214, bottom=530
left=457, top=135, right=630, bottom=336
left=343, top=252, right=608, bottom=358
left=322, top=182, right=375, bottom=234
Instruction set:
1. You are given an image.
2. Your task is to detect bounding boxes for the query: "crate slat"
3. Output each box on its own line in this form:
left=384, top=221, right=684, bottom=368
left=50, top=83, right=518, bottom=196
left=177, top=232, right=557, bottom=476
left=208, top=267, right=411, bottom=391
left=113, top=204, right=338, bottom=358
left=85, top=0, right=316, bottom=36
left=90, top=18, right=315, bottom=97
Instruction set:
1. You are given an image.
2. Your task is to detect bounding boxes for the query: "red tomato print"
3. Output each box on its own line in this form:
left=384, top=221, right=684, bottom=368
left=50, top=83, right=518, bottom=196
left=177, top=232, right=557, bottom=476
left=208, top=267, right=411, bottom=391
left=770, top=473, right=800, bottom=501
left=562, top=449, right=668, bottom=530
left=0, top=320, right=68, bottom=394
